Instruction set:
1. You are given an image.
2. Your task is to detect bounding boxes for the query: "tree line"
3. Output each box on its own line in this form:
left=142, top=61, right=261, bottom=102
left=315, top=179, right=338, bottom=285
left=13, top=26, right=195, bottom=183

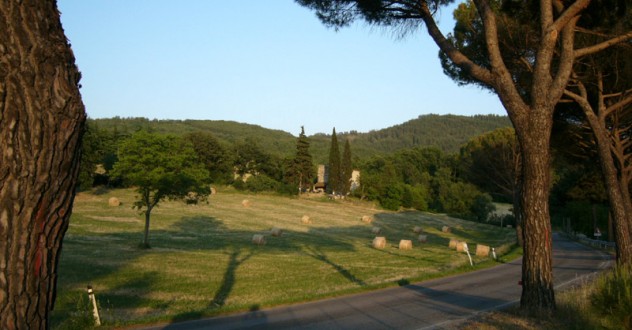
left=87, top=113, right=511, bottom=165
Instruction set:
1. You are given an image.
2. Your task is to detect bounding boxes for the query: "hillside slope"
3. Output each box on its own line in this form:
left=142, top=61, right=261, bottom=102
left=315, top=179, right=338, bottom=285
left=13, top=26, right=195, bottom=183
left=308, top=114, right=511, bottom=163
left=90, top=114, right=511, bottom=163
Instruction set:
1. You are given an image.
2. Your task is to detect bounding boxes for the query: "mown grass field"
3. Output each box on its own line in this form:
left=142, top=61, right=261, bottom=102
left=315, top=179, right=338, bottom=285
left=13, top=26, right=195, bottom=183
left=51, top=187, right=518, bottom=329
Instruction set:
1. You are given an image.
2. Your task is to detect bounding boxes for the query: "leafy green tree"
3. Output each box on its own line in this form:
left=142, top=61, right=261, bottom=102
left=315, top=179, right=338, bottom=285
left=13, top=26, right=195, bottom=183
left=244, top=174, right=281, bottom=193
left=233, top=137, right=283, bottom=180
left=78, top=121, right=106, bottom=190
left=460, top=128, right=519, bottom=201
left=341, top=139, right=353, bottom=195
left=185, top=131, right=233, bottom=184
left=296, top=0, right=632, bottom=310
left=78, top=121, right=126, bottom=189
left=111, top=131, right=209, bottom=248
left=380, top=183, right=405, bottom=211
left=328, top=128, right=342, bottom=194
left=409, top=183, right=430, bottom=211
left=432, top=167, right=490, bottom=218
left=460, top=127, right=523, bottom=244
left=359, top=147, right=446, bottom=211
left=471, top=194, right=496, bottom=222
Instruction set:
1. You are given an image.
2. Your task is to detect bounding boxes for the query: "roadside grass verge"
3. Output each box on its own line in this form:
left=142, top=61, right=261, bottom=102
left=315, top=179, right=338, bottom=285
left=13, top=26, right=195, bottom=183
left=460, top=258, right=630, bottom=330
left=51, top=187, right=517, bottom=329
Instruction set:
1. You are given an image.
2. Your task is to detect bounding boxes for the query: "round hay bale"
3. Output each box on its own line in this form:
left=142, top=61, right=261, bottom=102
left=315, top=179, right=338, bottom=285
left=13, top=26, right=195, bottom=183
left=442, top=226, right=451, bottom=233
left=242, top=199, right=251, bottom=207
left=476, top=244, right=491, bottom=257
left=456, top=241, right=467, bottom=252
left=371, top=227, right=381, bottom=235
left=399, top=239, right=413, bottom=250
left=270, top=228, right=283, bottom=237
left=418, top=234, right=428, bottom=243
left=449, top=238, right=459, bottom=249
left=252, top=234, right=266, bottom=245
left=108, top=197, right=121, bottom=207
left=361, top=215, right=373, bottom=224
left=372, top=236, right=386, bottom=249
left=301, top=215, right=311, bottom=224
left=413, top=226, right=423, bottom=234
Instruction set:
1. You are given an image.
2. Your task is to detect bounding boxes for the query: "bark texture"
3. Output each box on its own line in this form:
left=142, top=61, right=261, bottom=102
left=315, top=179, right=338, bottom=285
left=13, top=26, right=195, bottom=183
left=517, top=116, right=555, bottom=309
left=0, top=0, right=86, bottom=328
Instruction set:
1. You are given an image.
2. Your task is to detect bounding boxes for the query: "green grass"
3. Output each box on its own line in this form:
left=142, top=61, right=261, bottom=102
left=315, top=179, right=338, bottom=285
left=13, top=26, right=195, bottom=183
left=51, top=187, right=518, bottom=329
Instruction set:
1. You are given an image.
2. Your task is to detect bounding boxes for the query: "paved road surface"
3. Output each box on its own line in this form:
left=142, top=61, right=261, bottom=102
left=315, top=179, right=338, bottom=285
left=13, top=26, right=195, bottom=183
left=143, top=233, right=612, bottom=330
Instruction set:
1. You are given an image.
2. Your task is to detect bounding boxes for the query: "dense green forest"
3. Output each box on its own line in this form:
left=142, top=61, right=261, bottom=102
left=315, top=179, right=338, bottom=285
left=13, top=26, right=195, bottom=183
left=90, top=114, right=511, bottom=164
left=89, top=117, right=297, bottom=158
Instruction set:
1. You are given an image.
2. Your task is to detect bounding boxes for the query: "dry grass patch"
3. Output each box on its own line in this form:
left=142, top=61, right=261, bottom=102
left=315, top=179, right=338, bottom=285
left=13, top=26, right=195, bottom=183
left=87, top=216, right=139, bottom=223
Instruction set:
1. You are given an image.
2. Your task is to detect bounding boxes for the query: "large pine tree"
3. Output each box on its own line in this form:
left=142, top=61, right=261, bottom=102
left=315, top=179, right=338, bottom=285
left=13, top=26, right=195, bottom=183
left=328, top=128, right=341, bottom=194
left=294, top=126, right=314, bottom=193
left=0, top=1, right=86, bottom=327
left=341, top=139, right=353, bottom=195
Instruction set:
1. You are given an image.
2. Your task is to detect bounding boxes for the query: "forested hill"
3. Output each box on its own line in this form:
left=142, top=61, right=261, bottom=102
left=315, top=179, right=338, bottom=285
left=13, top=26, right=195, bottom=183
left=364, top=114, right=510, bottom=153
left=89, top=114, right=511, bottom=163
left=90, top=117, right=297, bottom=157
left=308, top=114, right=511, bottom=163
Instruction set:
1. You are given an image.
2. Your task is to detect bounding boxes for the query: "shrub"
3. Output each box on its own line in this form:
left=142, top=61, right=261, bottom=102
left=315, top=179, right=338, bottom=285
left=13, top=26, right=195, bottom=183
left=276, top=182, right=299, bottom=196
left=470, top=194, right=496, bottom=222
left=401, top=185, right=414, bottom=208
left=51, top=294, right=95, bottom=330
left=245, top=174, right=280, bottom=192
left=591, top=264, right=632, bottom=329
left=232, top=179, right=246, bottom=191
left=379, top=184, right=404, bottom=210
left=401, top=184, right=429, bottom=211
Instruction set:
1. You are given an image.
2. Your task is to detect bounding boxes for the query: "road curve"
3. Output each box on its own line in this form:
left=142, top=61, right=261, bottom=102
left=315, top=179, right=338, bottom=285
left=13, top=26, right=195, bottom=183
left=142, top=233, right=612, bottom=330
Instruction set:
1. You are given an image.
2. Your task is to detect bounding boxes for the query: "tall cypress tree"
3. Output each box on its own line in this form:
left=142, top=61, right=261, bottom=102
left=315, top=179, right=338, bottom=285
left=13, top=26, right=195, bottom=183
left=341, top=139, right=353, bottom=195
left=328, top=128, right=341, bottom=194
left=294, top=126, right=314, bottom=193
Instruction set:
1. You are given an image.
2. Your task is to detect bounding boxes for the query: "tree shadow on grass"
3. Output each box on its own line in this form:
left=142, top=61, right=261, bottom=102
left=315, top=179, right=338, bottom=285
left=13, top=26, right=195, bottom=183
left=57, top=214, right=366, bottom=325
left=303, top=246, right=366, bottom=287
left=169, top=246, right=258, bottom=324
left=209, top=247, right=256, bottom=308
left=56, top=210, right=511, bottom=328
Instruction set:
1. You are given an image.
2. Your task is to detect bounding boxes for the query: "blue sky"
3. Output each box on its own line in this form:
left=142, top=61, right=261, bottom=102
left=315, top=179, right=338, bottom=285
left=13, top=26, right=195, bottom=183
left=58, top=0, right=505, bottom=136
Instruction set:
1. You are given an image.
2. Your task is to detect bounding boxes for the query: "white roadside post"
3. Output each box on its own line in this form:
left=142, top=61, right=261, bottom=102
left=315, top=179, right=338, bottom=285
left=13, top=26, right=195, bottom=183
left=462, top=242, right=473, bottom=267
left=492, top=247, right=497, bottom=260
left=87, top=285, right=101, bottom=326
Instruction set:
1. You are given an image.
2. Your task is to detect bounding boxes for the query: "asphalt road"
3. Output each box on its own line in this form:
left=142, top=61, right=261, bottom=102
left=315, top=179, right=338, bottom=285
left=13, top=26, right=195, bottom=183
left=143, top=233, right=612, bottom=330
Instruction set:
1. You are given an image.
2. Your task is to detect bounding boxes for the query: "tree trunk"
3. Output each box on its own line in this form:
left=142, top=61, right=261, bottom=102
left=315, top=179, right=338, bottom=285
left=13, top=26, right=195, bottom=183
left=0, top=1, right=86, bottom=328
left=518, top=117, right=556, bottom=310
left=589, top=119, right=632, bottom=265
left=143, top=207, right=152, bottom=249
